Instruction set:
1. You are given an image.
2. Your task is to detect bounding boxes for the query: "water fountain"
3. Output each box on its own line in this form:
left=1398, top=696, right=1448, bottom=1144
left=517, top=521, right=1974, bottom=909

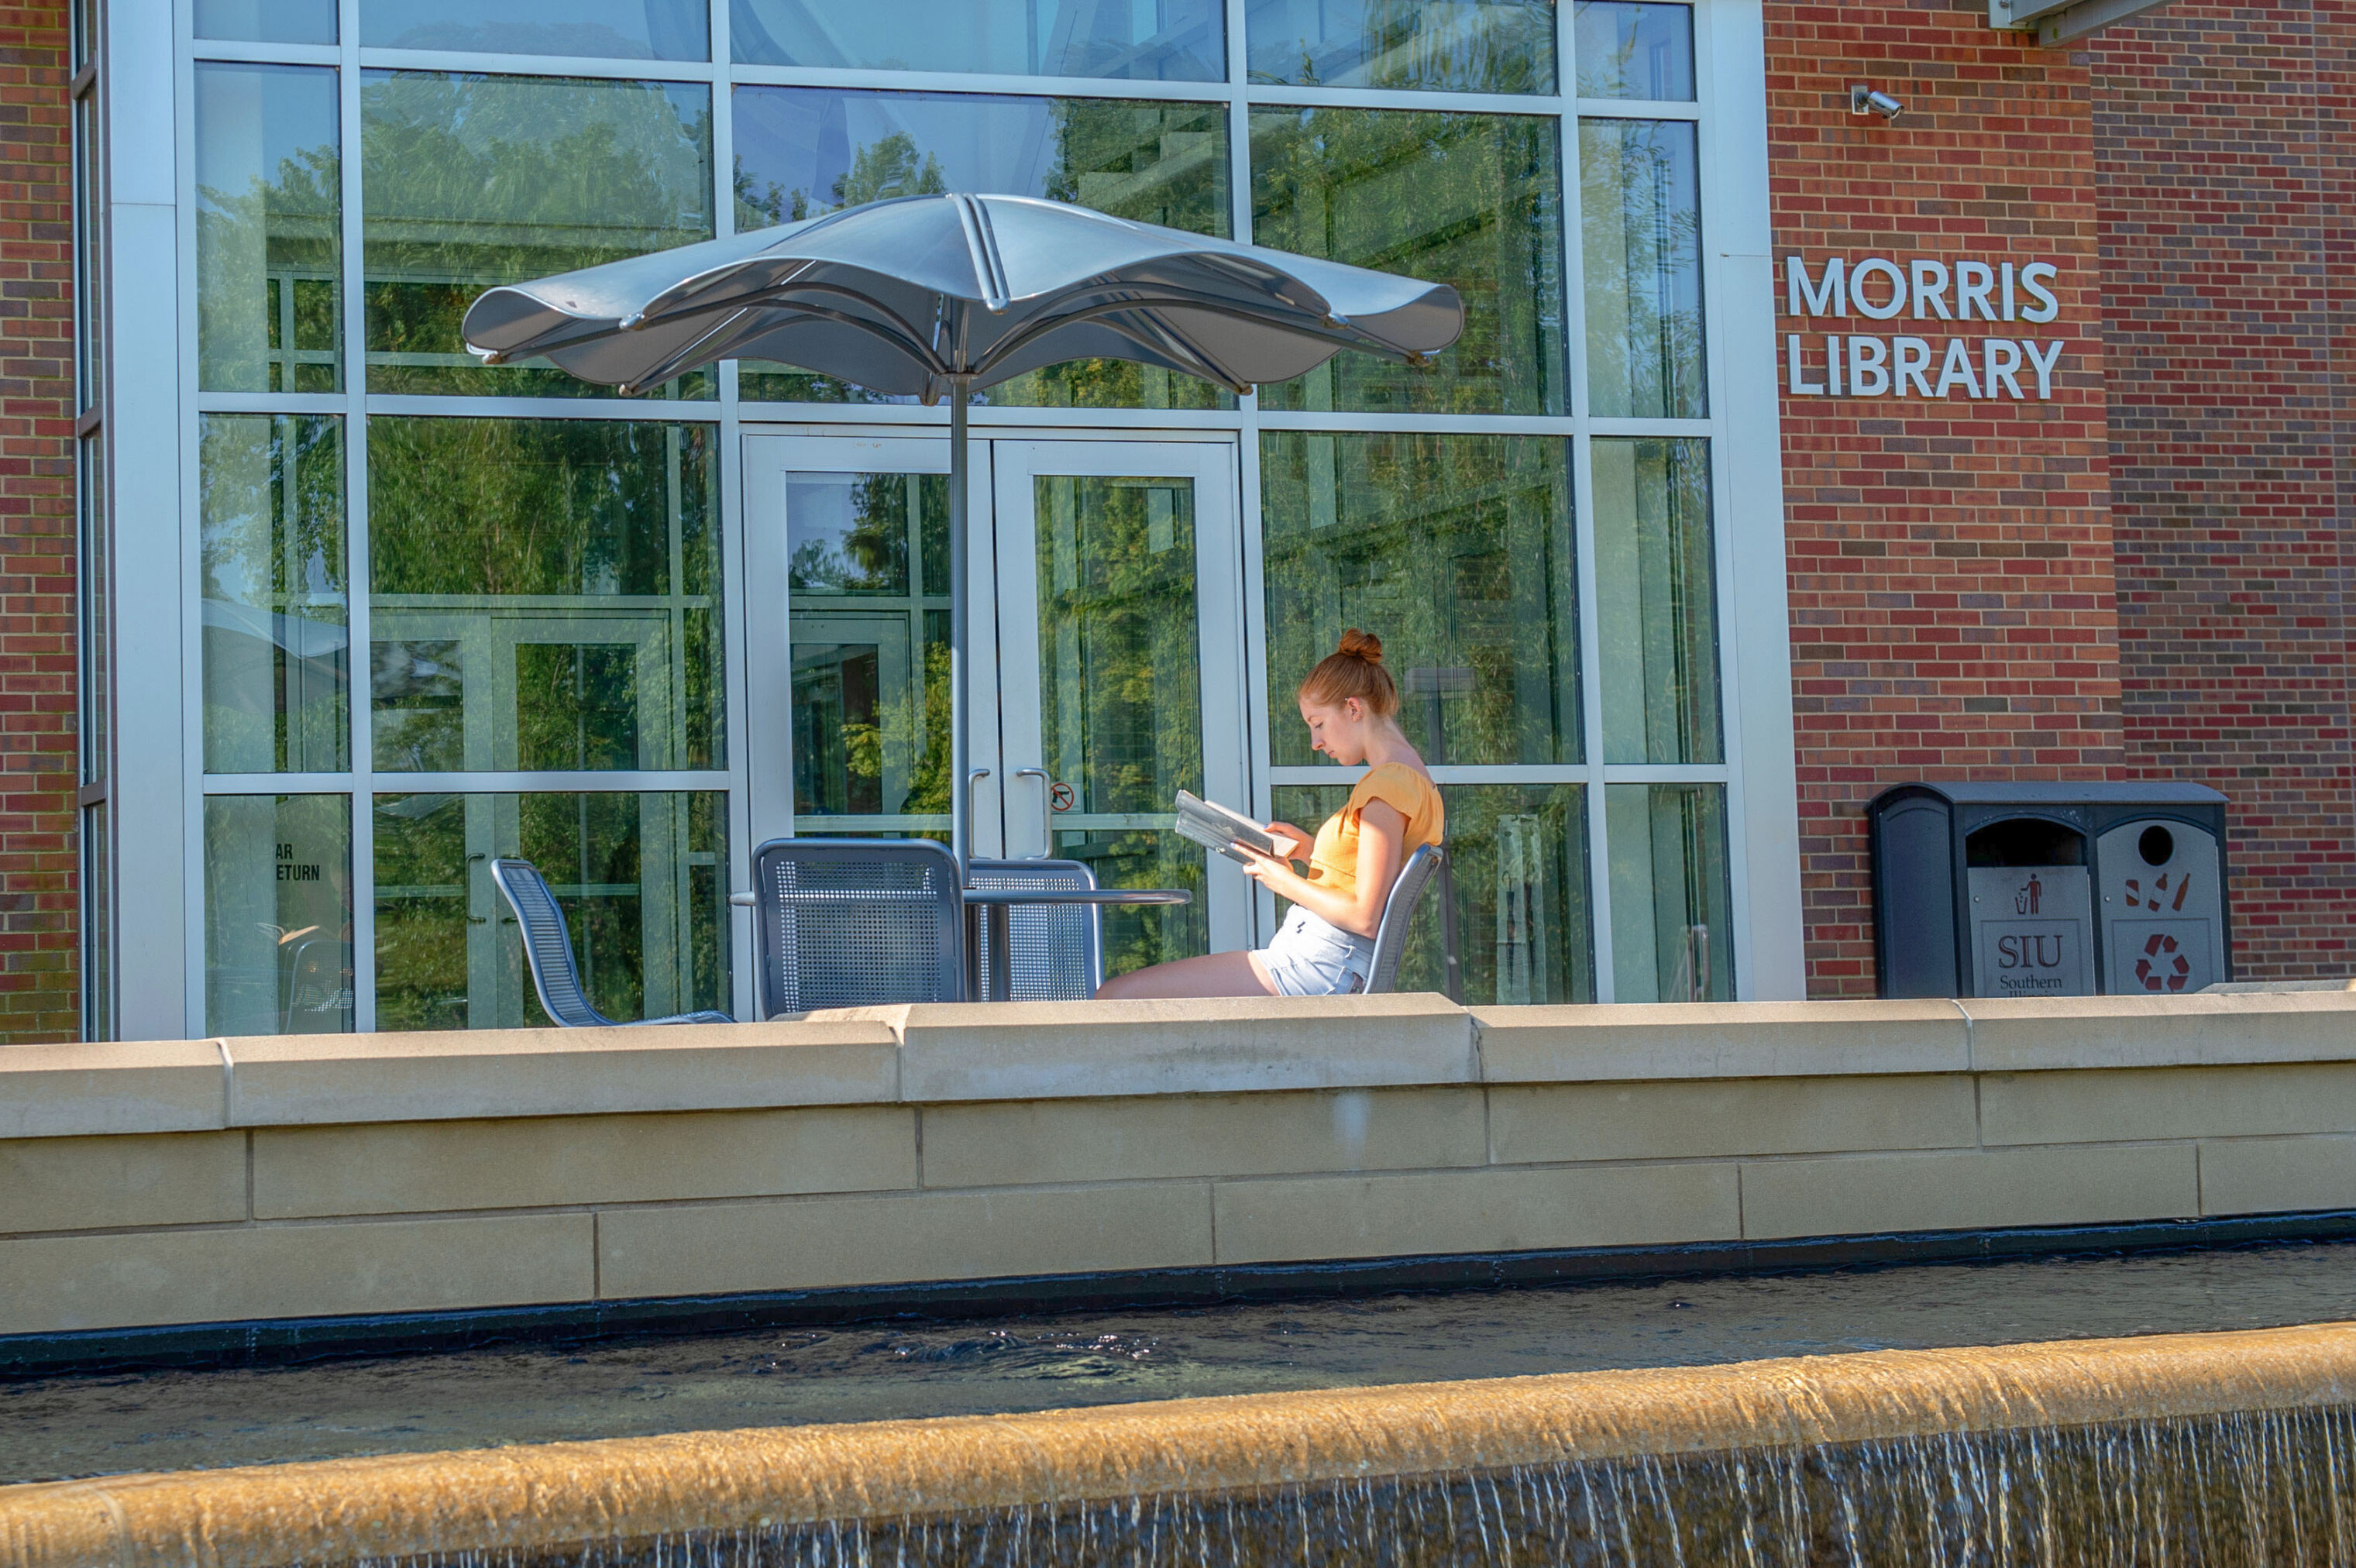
left=8, top=1321, right=2354, bottom=1566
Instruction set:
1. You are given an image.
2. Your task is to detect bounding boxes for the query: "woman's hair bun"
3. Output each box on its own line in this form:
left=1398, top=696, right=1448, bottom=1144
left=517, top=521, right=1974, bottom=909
left=1298, top=628, right=1401, bottom=717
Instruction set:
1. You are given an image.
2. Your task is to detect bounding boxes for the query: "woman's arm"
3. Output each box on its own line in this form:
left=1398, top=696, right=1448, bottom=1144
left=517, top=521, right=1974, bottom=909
left=1237, top=800, right=1405, bottom=940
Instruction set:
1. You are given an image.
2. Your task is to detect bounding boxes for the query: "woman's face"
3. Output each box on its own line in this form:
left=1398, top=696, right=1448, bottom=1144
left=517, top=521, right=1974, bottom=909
left=1298, top=694, right=1370, bottom=765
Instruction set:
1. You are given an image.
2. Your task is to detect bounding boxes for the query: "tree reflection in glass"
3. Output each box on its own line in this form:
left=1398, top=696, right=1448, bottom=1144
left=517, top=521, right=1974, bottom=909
left=373, top=789, right=726, bottom=1030
left=1581, top=117, right=1705, bottom=418
left=367, top=418, right=724, bottom=774
left=1252, top=107, right=1564, bottom=415
left=1261, top=432, right=1579, bottom=768
left=201, top=414, right=348, bottom=774
left=1245, top=0, right=1555, bottom=93
left=786, top=473, right=951, bottom=833
left=1037, top=475, right=1207, bottom=975
left=732, top=0, right=1223, bottom=81
left=1594, top=436, right=1718, bottom=765
left=1607, top=781, right=1732, bottom=1002
left=1276, top=782, right=1594, bottom=1004
left=361, top=71, right=714, bottom=397
left=731, top=88, right=1231, bottom=411
left=195, top=63, right=340, bottom=394
left=360, top=0, right=709, bottom=60
left=1574, top=2, right=1695, bottom=100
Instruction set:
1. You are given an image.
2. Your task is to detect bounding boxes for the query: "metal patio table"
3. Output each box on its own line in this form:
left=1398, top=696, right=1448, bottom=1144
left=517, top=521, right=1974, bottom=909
left=961, top=885, right=1191, bottom=1002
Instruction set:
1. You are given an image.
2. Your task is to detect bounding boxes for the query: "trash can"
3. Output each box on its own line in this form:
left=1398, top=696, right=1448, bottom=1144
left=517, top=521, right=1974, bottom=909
left=1867, top=782, right=2230, bottom=999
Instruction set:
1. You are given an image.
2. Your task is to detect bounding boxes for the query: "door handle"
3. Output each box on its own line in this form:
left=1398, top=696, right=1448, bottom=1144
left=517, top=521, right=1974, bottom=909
left=1013, top=768, right=1051, bottom=856
left=966, top=768, right=992, bottom=834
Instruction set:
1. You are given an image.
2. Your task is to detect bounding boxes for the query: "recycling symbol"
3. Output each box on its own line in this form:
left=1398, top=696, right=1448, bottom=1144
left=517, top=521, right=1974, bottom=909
left=2135, top=931, right=2191, bottom=992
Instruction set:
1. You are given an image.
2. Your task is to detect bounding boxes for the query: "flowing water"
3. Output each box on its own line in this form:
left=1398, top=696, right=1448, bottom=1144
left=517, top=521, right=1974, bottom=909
left=8, top=1239, right=2356, bottom=1487
left=467, top=1405, right=2356, bottom=1567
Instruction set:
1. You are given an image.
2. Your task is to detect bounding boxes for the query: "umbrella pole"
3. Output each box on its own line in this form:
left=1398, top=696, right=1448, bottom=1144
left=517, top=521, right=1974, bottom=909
left=948, top=377, right=973, bottom=889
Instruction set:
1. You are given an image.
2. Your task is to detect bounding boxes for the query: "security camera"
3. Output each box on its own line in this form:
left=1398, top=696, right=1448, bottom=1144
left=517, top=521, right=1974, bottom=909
left=1850, top=84, right=1904, bottom=121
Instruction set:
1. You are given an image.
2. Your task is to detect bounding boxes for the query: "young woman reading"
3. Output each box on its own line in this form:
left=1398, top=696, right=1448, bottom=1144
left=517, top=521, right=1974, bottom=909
left=1097, top=630, right=1443, bottom=999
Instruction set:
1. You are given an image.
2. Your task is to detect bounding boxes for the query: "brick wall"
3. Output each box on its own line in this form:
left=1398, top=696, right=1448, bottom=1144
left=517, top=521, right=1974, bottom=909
left=1768, top=0, right=2121, bottom=996
left=2090, top=1, right=2356, bottom=982
left=0, top=0, right=76, bottom=1041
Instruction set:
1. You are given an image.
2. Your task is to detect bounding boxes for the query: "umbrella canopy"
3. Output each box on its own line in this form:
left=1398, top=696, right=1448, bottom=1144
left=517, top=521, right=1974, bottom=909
left=459, top=193, right=1463, bottom=397
left=461, top=194, right=1463, bottom=894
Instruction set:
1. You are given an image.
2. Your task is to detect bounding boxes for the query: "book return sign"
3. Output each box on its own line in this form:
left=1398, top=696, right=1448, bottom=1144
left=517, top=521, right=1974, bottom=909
left=1783, top=256, right=2068, bottom=401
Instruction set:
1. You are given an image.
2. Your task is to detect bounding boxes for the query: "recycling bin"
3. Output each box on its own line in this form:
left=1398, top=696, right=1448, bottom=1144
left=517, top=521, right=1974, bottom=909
left=1867, top=782, right=2230, bottom=999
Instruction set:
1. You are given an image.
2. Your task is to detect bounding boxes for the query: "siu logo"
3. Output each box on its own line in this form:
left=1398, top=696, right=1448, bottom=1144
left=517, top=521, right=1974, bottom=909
left=1996, top=932, right=2067, bottom=975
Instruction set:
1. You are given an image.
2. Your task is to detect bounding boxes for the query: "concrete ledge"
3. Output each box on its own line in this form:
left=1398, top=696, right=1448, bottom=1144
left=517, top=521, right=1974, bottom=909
left=4, top=991, right=2354, bottom=1344
left=1959, top=992, right=2356, bottom=1072
left=0, top=1041, right=226, bottom=1140
left=864, top=994, right=1477, bottom=1102
left=228, top=1021, right=901, bottom=1128
left=13, top=991, right=2356, bottom=1140
left=1473, top=999, right=1969, bottom=1082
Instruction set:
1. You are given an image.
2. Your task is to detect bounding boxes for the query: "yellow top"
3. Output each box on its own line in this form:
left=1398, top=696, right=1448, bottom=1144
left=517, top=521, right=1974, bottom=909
left=1303, top=763, right=1445, bottom=902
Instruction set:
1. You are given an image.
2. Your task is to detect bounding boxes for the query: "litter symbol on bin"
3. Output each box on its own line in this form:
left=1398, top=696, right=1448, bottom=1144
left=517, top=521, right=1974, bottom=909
left=2136, top=930, right=2192, bottom=992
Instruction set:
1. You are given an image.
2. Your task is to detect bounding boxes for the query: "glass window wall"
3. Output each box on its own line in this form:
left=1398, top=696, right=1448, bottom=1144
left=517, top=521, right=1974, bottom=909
left=1261, top=432, right=1579, bottom=767
left=1606, top=782, right=1732, bottom=1002
left=1252, top=108, right=1563, bottom=415
left=179, top=5, right=1749, bottom=1018
left=368, top=418, right=724, bottom=773
left=77, top=435, right=105, bottom=788
left=361, top=0, right=710, bottom=59
left=1580, top=116, right=1704, bottom=419
left=195, top=0, right=337, bottom=44
left=1274, top=781, right=1594, bottom=1005
left=373, top=790, right=727, bottom=1030
left=201, top=414, right=349, bottom=774
left=81, top=799, right=109, bottom=1042
left=1574, top=2, right=1694, bottom=100
left=1594, top=436, right=1718, bottom=765
left=1245, top=0, right=1555, bottom=93
left=362, top=72, right=715, bottom=397
left=195, top=63, right=342, bottom=394
left=731, top=0, right=1223, bottom=81
left=1035, top=473, right=1208, bottom=975
left=788, top=472, right=950, bottom=832
left=205, top=793, right=356, bottom=1037
left=733, top=88, right=1231, bottom=409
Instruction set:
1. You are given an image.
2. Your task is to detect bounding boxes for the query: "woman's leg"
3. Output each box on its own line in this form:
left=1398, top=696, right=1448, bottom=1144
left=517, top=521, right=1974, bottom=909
left=1095, top=949, right=1278, bottom=999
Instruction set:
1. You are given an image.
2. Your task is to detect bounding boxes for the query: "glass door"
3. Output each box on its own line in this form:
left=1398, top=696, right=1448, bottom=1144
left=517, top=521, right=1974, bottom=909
left=743, top=434, right=976, bottom=854
left=743, top=432, right=1253, bottom=979
left=987, top=441, right=1251, bottom=972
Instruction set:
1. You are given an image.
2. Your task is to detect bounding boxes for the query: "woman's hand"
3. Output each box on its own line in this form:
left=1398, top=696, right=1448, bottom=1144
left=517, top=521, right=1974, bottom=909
left=1264, top=821, right=1313, bottom=861
left=1235, top=844, right=1293, bottom=885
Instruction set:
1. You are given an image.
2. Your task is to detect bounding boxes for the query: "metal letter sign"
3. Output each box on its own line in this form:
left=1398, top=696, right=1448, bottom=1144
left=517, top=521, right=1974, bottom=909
left=1781, top=255, right=2067, bottom=401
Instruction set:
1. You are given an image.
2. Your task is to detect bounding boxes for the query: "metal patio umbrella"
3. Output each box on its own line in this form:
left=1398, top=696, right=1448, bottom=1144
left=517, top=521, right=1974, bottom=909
left=461, top=193, right=1464, bottom=879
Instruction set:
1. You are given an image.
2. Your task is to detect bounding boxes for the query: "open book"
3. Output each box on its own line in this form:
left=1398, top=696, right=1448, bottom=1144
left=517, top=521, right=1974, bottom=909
left=1175, top=790, right=1279, bottom=865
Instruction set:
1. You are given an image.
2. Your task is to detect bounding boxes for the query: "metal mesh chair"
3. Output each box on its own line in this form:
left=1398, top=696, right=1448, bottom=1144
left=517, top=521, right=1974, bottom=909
left=490, top=858, right=734, bottom=1028
left=1365, top=844, right=1446, bottom=995
left=747, top=838, right=967, bottom=1017
left=968, top=858, right=1103, bottom=1001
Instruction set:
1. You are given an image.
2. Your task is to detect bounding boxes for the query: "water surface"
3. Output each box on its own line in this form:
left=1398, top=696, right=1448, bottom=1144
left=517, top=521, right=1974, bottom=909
left=7, top=1241, right=2354, bottom=1484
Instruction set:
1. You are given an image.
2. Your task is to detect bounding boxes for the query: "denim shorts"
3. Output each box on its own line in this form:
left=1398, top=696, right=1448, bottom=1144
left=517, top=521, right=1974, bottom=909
left=1259, top=906, right=1374, bottom=996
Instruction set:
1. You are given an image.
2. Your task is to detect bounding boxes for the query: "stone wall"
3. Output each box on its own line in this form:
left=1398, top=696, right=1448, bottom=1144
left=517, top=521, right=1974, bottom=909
left=4, top=992, right=2353, bottom=1339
